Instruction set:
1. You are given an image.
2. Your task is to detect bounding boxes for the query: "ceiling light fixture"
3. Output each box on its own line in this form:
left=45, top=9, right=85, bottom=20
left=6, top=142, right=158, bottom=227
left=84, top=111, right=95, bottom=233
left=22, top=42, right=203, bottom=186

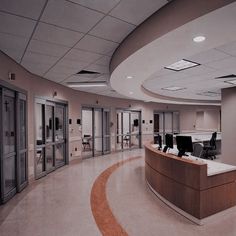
left=224, top=79, right=236, bottom=85
left=193, top=36, right=206, bottom=43
left=164, top=59, right=200, bottom=71
left=129, top=91, right=133, bottom=94
left=126, top=76, right=133, bottom=79
left=162, top=86, right=186, bottom=91
left=67, top=82, right=107, bottom=88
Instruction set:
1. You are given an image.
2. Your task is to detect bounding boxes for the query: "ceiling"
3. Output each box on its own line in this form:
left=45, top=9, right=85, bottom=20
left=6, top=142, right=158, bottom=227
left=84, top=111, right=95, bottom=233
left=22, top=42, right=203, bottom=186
left=110, top=1, right=236, bottom=105
left=0, top=0, right=169, bottom=98
left=143, top=43, right=236, bottom=100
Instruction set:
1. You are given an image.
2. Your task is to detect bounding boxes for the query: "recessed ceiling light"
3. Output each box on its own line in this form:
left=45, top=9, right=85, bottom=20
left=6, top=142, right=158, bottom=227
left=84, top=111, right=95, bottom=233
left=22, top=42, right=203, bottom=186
left=162, top=86, right=186, bottom=91
left=164, top=59, right=200, bottom=71
left=126, top=76, right=133, bottom=79
left=193, top=36, right=206, bottom=43
left=224, top=79, right=236, bottom=85
left=67, top=82, right=107, bottom=88
left=129, top=91, right=133, bottom=94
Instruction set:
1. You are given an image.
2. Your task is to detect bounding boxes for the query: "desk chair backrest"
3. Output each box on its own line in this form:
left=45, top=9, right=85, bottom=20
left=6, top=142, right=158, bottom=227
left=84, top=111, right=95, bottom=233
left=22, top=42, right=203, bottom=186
left=209, top=132, right=217, bottom=149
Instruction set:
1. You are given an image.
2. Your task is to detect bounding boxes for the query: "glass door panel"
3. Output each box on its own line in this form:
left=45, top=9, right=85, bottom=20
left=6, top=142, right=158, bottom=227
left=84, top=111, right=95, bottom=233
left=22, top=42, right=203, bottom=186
left=130, top=112, right=140, bottom=149
left=82, top=108, right=93, bottom=158
left=94, top=109, right=103, bottom=156
left=45, top=104, right=54, bottom=172
left=2, top=90, right=16, bottom=200
left=55, top=104, right=66, bottom=166
left=18, top=97, right=27, bottom=188
left=122, top=112, right=130, bottom=150
left=116, top=112, right=123, bottom=151
left=35, top=102, right=45, bottom=177
left=103, top=110, right=110, bottom=154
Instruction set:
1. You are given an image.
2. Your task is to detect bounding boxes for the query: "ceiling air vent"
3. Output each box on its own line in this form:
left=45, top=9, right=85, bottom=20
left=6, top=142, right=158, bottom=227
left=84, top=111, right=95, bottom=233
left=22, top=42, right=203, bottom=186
left=215, top=74, right=236, bottom=79
left=76, top=70, right=101, bottom=79
left=77, top=70, right=100, bottom=75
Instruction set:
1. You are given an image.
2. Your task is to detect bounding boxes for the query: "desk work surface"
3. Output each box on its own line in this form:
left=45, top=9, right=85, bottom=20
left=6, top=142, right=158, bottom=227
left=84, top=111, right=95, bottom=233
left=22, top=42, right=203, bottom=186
left=175, top=132, right=221, bottom=143
left=151, top=144, right=236, bottom=176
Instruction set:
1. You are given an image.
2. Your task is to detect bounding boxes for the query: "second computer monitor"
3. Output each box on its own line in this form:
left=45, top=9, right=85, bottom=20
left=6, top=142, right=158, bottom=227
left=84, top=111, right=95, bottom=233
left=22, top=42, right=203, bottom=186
left=176, top=135, right=193, bottom=157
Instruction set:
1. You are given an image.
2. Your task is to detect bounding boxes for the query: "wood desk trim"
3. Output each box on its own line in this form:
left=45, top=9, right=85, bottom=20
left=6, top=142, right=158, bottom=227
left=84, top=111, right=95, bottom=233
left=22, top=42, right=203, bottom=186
left=145, top=143, right=236, bottom=220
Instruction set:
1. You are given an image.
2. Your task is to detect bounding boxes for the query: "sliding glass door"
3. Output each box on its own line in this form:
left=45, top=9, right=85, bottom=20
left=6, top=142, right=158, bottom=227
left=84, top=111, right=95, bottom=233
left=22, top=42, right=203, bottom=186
left=154, top=111, right=180, bottom=142
left=116, top=110, right=141, bottom=151
left=0, top=86, right=27, bottom=204
left=81, top=107, right=111, bottom=158
left=35, top=98, right=67, bottom=179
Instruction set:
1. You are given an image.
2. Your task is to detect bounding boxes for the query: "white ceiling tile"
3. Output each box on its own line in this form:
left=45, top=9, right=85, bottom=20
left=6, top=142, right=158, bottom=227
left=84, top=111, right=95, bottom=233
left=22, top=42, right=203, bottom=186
left=41, top=0, right=104, bottom=33
left=33, top=22, right=84, bottom=47
left=206, top=57, right=236, bottom=70
left=0, top=32, right=28, bottom=61
left=85, top=64, right=109, bottom=74
left=45, top=71, right=70, bottom=82
left=180, top=65, right=216, bottom=77
left=27, top=39, right=70, bottom=57
left=90, top=16, right=135, bottom=43
left=0, top=0, right=46, bottom=20
left=110, top=0, right=168, bottom=25
left=56, top=58, right=89, bottom=69
left=22, top=51, right=59, bottom=66
left=75, top=35, right=118, bottom=55
left=46, top=64, right=79, bottom=76
left=187, top=49, right=230, bottom=64
left=0, top=12, right=36, bottom=37
left=21, top=61, right=52, bottom=75
left=217, top=40, right=236, bottom=56
left=95, top=56, right=111, bottom=66
left=69, top=0, right=120, bottom=14
left=64, top=48, right=102, bottom=63
left=65, top=75, right=93, bottom=83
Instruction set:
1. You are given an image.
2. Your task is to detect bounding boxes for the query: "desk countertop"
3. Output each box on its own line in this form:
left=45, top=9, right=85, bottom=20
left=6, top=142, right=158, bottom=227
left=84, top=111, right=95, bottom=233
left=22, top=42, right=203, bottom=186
left=151, top=144, right=236, bottom=176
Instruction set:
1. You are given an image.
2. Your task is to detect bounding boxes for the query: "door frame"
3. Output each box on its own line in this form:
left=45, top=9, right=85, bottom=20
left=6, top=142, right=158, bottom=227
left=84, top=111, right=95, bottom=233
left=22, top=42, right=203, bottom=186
left=0, top=79, right=28, bottom=204
left=81, top=105, right=111, bottom=158
left=115, top=109, right=142, bottom=151
left=34, top=97, right=68, bottom=180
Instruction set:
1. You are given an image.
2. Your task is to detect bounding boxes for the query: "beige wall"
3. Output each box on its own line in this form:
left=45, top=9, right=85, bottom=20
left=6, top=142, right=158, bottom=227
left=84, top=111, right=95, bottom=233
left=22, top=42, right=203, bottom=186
left=0, top=51, right=220, bottom=178
left=221, top=87, right=236, bottom=165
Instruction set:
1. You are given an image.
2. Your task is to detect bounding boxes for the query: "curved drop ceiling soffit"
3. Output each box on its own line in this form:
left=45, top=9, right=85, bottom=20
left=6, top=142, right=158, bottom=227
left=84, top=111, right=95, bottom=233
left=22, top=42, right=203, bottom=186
left=110, top=0, right=236, bottom=105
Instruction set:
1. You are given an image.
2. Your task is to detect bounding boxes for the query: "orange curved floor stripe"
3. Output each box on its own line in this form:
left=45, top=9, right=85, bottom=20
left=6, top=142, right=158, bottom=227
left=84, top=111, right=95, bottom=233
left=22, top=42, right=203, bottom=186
left=90, top=156, right=141, bottom=236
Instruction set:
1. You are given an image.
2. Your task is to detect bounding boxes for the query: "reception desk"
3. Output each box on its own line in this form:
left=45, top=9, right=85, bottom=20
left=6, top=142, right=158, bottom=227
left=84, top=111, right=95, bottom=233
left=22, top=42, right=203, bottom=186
left=145, top=143, right=236, bottom=224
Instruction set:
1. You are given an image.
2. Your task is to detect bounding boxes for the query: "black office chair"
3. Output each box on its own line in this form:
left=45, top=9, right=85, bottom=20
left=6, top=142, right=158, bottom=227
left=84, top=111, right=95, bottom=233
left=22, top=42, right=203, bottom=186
left=82, top=135, right=91, bottom=150
left=203, top=132, right=217, bottom=160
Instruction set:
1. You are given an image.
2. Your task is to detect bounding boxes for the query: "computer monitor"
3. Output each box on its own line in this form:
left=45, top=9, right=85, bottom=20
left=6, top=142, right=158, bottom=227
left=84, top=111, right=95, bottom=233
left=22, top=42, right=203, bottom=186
left=163, top=133, right=173, bottom=152
left=176, top=135, right=193, bottom=157
left=154, top=134, right=162, bottom=150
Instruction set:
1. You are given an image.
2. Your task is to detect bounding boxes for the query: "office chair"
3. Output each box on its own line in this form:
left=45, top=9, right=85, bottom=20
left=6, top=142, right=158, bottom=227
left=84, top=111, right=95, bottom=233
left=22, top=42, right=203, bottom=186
left=82, top=135, right=91, bottom=150
left=192, top=142, right=204, bottom=158
left=203, top=132, right=217, bottom=160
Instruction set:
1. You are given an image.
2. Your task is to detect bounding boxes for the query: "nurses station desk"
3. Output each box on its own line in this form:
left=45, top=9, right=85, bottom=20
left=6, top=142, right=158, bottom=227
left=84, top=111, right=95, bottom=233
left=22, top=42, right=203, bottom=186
left=145, top=143, right=236, bottom=224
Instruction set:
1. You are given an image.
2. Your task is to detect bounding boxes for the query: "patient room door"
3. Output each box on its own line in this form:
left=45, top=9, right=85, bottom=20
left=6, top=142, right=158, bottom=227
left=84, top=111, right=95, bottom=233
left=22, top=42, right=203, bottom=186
left=0, top=87, right=28, bottom=204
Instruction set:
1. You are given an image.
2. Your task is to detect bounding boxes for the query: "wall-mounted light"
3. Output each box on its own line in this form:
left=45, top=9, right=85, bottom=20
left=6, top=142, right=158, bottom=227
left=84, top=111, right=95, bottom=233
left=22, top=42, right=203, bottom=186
left=8, top=72, right=15, bottom=80
left=53, top=91, right=57, bottom=97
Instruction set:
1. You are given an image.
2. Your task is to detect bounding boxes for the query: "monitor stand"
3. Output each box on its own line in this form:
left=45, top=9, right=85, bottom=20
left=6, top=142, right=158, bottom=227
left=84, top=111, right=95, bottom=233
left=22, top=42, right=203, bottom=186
left=178, top=150, right=185, bottom=157
left=163, top=145, right=168, bottom=153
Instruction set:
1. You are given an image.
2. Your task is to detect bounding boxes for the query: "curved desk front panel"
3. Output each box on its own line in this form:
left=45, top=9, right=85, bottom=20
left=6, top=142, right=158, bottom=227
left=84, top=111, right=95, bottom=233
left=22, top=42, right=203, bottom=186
left=145, top=144, right=236, bottom=221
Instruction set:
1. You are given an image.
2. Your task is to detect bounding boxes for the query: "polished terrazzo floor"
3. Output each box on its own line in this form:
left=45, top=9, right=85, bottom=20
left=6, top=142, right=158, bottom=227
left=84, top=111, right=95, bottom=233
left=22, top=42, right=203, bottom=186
left=1, top=149, right=236, bottom=236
